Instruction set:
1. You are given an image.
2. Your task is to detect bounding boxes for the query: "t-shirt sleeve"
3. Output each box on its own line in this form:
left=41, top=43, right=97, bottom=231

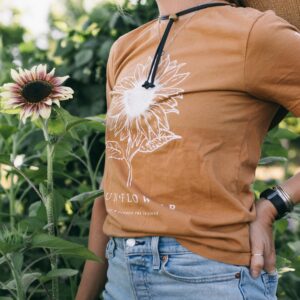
left=244, top=10, right=300, bottom=117
left=99, top=40, right=119, bottom=190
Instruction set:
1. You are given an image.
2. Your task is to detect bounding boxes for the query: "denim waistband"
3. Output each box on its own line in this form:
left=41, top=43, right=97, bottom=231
left=111, top=236, right=190, bottom=252
left=107, top=236, right=192, bottom=270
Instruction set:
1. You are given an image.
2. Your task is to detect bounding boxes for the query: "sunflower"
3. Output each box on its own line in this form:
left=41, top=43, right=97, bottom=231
left=107, top=53, right=190, bottom=147
left=0, top=64, right=74, bottom=124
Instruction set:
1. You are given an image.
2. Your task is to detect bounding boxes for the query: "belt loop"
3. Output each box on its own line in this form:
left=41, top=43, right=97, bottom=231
left=107, top=237, right=116, bottom=258
left=151, top=236, right=160, bottom=270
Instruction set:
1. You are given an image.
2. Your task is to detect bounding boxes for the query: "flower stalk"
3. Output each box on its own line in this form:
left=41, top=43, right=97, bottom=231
left=41, top=118, right=59, bottom=300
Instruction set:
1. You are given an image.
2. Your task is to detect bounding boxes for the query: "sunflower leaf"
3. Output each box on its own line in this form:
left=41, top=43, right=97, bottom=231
left=69, top=189, right=103, bottom=203
left=75, top=49, right=93, bottom=68
left=30, top=233, right=101, bottom=262
left=43, top=268, right=78, bottom=280
left=48, top=118, right=66, bottom=136
left=258, top=156, right=288, bottom=165
left=54, top=106, right=82, bottom=129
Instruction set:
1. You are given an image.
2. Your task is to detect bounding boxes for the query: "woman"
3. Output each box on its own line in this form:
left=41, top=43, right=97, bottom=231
left=76, top=0, right=300, bottom=299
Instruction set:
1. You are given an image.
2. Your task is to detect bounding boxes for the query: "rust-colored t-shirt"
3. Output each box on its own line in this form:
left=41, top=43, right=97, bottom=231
left=100, top=3, right=300, bottom=266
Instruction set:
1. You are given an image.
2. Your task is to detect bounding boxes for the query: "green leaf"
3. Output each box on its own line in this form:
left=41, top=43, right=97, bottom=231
left=263, top=143, right=288, bottom=157
left=258, top=156, right=288, bottom=165
left=54, top=106, right=84, bottom=130
left=6, top=272, right=41, bottom=292
left=65, top=118, right=92, bottom=131
left=0, top=256, right=6, bottom=266
left=54, top=112, right=106, bottom=133
left=55, top=40, right=74, bottom=57
left=97, top=39, right=113, bottom=59
left=75, top=49, right=93, bottom=68
left=55, top=247, right=102, bottom=263
left=109, top=12, right=121, bottom=30
left=271, top=128, right=299, bottom=140
left=69, top=189, right=103, bottom=203
left=287, top=241, right=300, bottom=256
left=0, top=239, right=23, bottom=254
left=28, top=201, right=47, bottom=220
left=0, top=106, right=21, bottom=115
left=53, top=188, right=66, bottom=226
left=45, top=268, right=78, bottom=278
left=276, top=255, right=295, bottom=274
left=22, top=272, right=41, bottom=293
left=31, top=116, right=43, bottom=129
left=85, top=115, right=106, bottom=125
left=30, top=233, right=101, bottom=261
left=31, top=233, right=78, bottom=250
left=69, top=127, right=81, bottom=141
left=54, top=141, right=73, bottom=159
left=274, top=218, right=288, bottom=234
left=11, top=252, right=23, bottom=273
left=18, top=217, right=46, bottom=232
left=48, top=118, right=66, bottom=135
left=0, top=125, right=18, bottom=139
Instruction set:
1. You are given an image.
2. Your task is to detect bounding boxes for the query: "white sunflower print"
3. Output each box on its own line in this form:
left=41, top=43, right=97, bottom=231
left=106, top=52, right=191, bottom=187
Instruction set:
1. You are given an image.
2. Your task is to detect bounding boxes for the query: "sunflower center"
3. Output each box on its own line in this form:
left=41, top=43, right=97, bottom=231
left=124, top=86, right=156, bottom=119
left=22, top=80, right=53, bottom=103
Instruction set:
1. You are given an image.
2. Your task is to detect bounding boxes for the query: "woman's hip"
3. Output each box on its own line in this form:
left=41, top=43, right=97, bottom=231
left=102, top=235, right=278, bottom=300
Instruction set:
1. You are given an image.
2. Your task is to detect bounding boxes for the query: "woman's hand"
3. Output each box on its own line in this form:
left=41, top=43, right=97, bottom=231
left=249, top=173, right=300, bottom=278
left=249, top=198, right=278, bottom=278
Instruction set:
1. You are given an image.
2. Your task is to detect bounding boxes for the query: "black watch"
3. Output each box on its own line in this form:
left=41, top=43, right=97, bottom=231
left=260, top=188, right=289, bottom=220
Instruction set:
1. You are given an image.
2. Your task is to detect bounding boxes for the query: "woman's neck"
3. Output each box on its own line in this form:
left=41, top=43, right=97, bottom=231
left=155, top=0, right=230, bottom=16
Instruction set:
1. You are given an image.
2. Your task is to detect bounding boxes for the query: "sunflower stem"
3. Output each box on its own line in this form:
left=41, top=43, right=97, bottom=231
left=9, top=170, right=16, bottom=230
left=82, top=137, right=96, bottom=190
left=7, top=116, right=18, bottom=230
left=41, top=117, right=59, bottom=300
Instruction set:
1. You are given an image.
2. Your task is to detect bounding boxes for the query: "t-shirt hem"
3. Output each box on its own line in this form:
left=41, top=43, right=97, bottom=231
left=103, top=225, right=251, bottom=267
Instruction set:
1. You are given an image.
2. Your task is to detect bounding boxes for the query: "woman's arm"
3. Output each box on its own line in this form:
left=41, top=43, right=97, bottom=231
left=75, top=195, right=109, bottom=300
left=278, top=172, right=300, bottom=206
left=249, top=172, right=300, bottom=278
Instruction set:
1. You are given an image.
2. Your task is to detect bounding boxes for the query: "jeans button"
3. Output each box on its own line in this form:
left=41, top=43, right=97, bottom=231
left=126, top=238, right=136, bottom=247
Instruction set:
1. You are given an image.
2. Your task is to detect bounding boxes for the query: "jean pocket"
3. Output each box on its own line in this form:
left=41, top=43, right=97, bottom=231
left=160, top=252, right=242, bottom=284
left=261, top=270, right=279, bottom=299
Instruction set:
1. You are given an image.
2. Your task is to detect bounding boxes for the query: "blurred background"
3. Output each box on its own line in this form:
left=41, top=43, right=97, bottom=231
left=0, top=0, right=300, bottom=299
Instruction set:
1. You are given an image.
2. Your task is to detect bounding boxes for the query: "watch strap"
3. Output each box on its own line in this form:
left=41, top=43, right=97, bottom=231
left=260, top=188, right=288, bottom=220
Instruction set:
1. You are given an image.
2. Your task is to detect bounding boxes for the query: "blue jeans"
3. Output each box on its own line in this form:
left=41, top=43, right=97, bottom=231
left=102, top=236, right=278, bottom=300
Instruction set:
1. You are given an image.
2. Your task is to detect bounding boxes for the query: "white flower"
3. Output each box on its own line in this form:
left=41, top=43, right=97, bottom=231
left=13, top=154, right=25, bottom=168
left=106, top=53, right=190, bottom=186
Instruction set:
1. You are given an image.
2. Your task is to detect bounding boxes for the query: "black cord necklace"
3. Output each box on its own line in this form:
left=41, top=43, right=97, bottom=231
left=141, top=2, right=231, bottom=89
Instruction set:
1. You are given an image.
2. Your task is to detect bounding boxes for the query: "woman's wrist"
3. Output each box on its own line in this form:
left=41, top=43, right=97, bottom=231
left=256, top=197, right=278, bottom=222
left=256, top=172, right=300, bottom=223
left=278, top=172, right=300, bottom=206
